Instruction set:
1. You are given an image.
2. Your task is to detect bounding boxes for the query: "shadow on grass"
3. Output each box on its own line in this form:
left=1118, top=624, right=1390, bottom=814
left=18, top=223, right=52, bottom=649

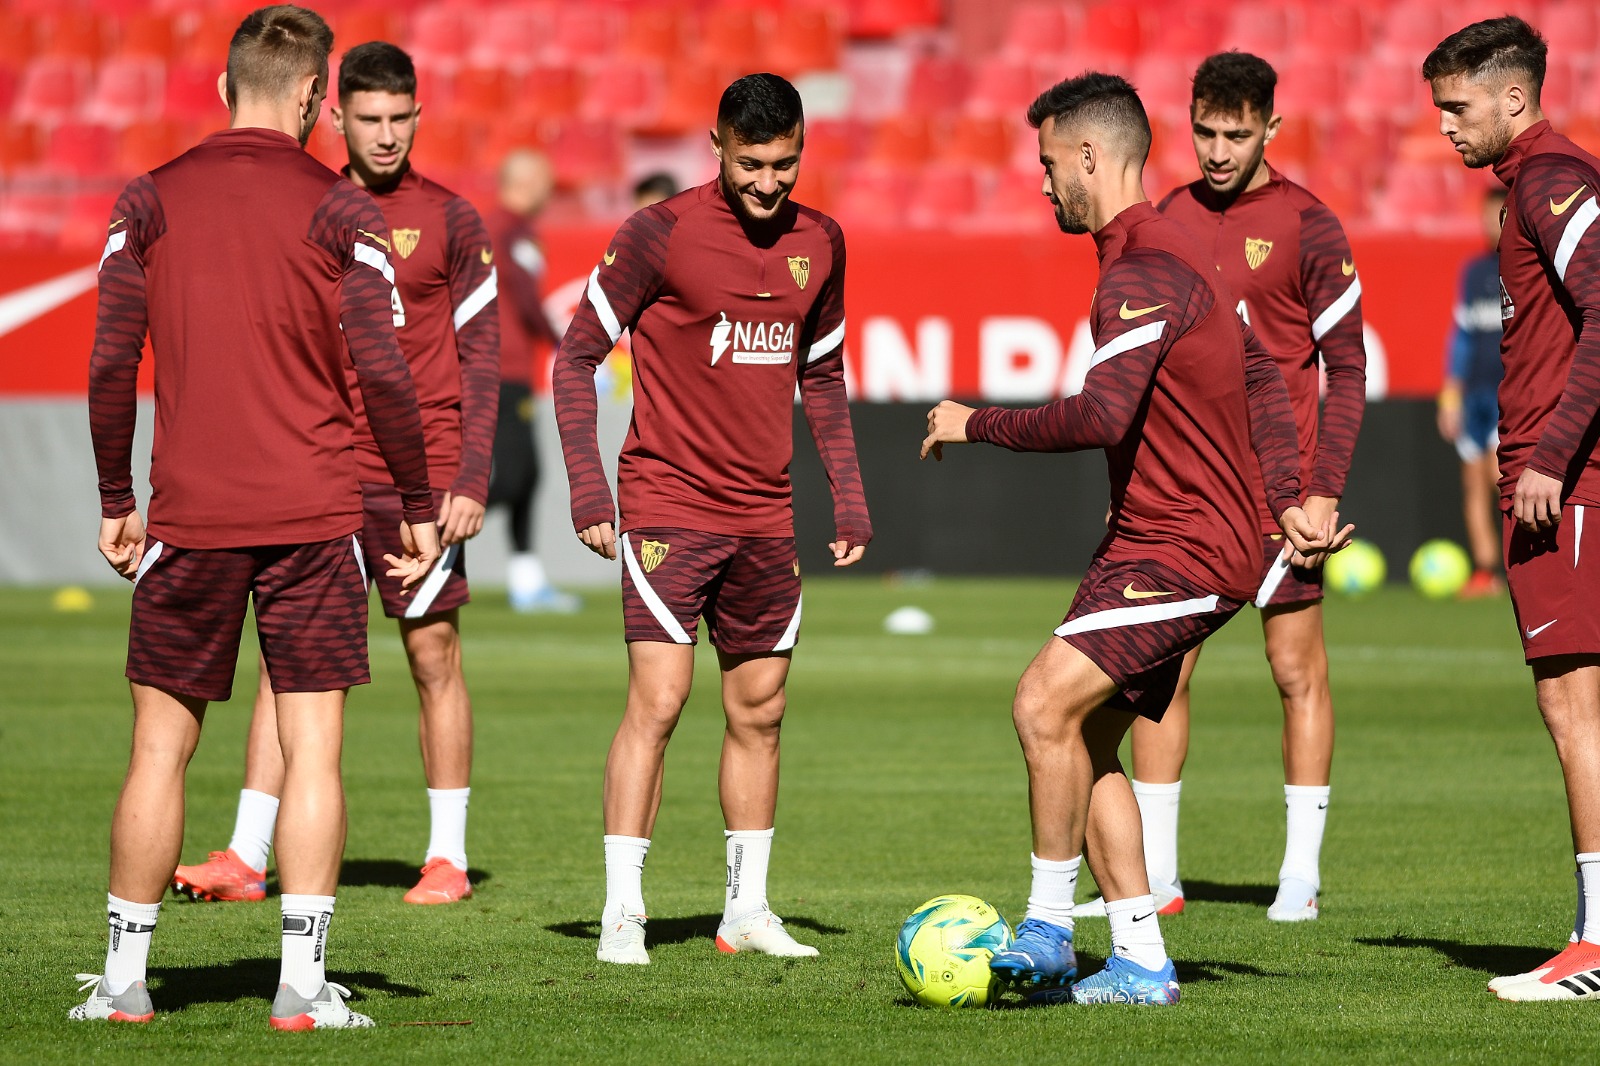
left=891, top=954, right=1279, bottom=1010
left=1355, top=935, right=1552, bottom=978
left=548, top=913, right=848, bottom=945
left=147, top=957, right=425, bottom=1011
left=335, top=859, right=492, bottom=891
left=1180, top=880, right=1278, bottom=907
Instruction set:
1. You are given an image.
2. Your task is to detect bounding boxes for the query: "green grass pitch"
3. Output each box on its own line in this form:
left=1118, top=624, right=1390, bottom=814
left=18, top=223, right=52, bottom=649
left=4, top=577, right=1600, bottom=1063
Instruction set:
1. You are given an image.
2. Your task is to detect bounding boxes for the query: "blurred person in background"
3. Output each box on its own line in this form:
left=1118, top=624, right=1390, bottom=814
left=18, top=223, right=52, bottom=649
left=632, top=172, right=679, bottom=209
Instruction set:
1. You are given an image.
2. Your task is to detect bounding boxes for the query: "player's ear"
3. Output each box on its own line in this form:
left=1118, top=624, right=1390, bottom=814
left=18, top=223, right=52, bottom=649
left=1264, top=113, right=1282, bottom=144
left=330, top=104, right=345, bottom=136
left=709, top=126, right=723, bottom=162
left=1504, top=80, right=1530, bottom=119
left=1080, top=139, right=1096, bottom=176
left=216, top=71, right=232, bottom=111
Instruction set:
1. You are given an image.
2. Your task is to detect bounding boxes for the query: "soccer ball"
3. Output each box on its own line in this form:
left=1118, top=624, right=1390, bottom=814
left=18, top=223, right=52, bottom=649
left=1410, top=539, right=1472, bottom=599
left=1324, top=538, right=1386, bottom=597
left=894, top=894, right=1013, bottom=1008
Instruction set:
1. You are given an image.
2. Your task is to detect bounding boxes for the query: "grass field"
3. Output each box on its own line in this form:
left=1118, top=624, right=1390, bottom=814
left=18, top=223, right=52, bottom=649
left=4, top=576, right=1600, bottom=1063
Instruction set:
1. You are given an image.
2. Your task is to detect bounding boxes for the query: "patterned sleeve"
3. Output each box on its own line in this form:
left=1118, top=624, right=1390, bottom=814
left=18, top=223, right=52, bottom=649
left=310, top=182, right=435, bottom=525
left=1242, top=321, right=1305, bottom=518
left=797, top=218, right=870, bottom=547
left=1519, top=158, right=1600, bottom=483
left=88, top=175, right=162, bottom=519
left=552, top=204, right=673, bottom=532
left=1298, top=200, right=1366, bottom=498
left=967, top=250, right=1194, bottom=452
left=445, top=195, right=500, bottom=506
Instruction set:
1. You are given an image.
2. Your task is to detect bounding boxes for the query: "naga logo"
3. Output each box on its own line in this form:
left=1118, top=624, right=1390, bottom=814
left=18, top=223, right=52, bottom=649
left=709, top=312, right=796, bottom=365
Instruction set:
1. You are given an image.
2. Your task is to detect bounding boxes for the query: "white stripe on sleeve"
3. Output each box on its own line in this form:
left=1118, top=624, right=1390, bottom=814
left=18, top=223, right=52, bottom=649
left=621, top=533, right=691, bottom=643
left=1311, top=277, right=1362, bottom=341
left=1054, top=594, right=1220, bottom=637
left=1088, top=320, right=1166, bottom=370
left=453, top=267, right=497, bottom=331
left=807, top=319, right=846, bottom=363
left=98, top=230, right=128, bottom=271
left=352, top=242, right=396, bottom=284
left=587, top=267, right=623, bottom=345
left=1555, top=197, right=1599, bottom=283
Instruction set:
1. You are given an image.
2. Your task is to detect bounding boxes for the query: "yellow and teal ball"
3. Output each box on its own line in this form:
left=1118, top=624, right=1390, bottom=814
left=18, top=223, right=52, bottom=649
left=895, top=894, right=1013, bottom=1009
left=1325, top=538, right=1386, bottom=597
left=1410, top=539, right=1473, bottom=599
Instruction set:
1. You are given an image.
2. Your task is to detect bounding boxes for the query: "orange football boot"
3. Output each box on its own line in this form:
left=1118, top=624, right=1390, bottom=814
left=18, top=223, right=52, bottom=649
left=403, top=858, right=472, bottom=904
left=171, top=849, right=267, bottom=902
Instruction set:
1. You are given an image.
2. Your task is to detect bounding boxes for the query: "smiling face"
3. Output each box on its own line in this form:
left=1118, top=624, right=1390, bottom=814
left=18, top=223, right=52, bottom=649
left=333, top=89, right=418, bottom=187
left=1038, top=116, right=1091, bottom=234
left=1430, top=72, right=1515, bottom=169
left=713, top=124, right=802, bottom=222
left=1190, top=102, right=1277, bottom=197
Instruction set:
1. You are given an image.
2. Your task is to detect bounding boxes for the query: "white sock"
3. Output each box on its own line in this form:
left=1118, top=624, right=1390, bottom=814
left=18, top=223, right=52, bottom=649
left=1578, top=853, right=1600, bottom=943
left=1106, top=894, right=1167, bottom=971
left=424, top=787, right=470, bottom=871
left=1024, top=853, right=1080, bottom=928
left=509, top=552, right=548, bottom=595
left=1279, top=784, right=1330, bottom=890
left=603, top=835, right=650, bottom=917
left=227, top=788, right=279, bottom=873
left=1131, top=779, right=1182, bottom=890
left=279, top=894, right=335, bottom=999
left=104, top=894, right=159, bottom=995
left=723, top=828, right=775, bottom=924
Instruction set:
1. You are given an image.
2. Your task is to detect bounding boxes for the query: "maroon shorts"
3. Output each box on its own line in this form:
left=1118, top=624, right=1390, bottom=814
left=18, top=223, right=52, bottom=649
left=1056, top=555, right=1246, bottom=720
left=361, top=483, right=469, bottom=620
left=1505, top=506, right=1600, bottom=660
left=619, top=528, right=802, bottom=654
left=127, top=535, right=371, bottom=702
left=1253, top=533, right=1324, bottom=609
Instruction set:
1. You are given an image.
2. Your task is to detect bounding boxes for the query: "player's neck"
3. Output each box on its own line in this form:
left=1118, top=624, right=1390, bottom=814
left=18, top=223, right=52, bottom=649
left=1088, top=174, right=1149, bottom=233
left=229, top=100, right=311, bottom=145
left=346, top=159, right=409, bottom=191
left=1509, top=108, right=1547, bottom=144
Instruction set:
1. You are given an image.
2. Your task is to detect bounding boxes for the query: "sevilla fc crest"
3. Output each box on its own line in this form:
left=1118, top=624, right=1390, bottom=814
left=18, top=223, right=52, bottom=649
left=1244, top=238, right=1273, bottom=270
left=787, top=256, right=810, bottom=289
left=640, top=539, right=670, bottom=573
left=392, top=228, right=422, bottom=259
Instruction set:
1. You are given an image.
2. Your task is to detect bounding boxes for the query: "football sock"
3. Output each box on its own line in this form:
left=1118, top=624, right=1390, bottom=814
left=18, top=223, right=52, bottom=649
left=1578, top=853, right=1600, bottom=943
left=1106, top=894, right=1167, bottom=971
left=424, top=787, right=470, bottom=871
left=723, top=827, right=775, bottom=924
left=1279, top=784, right=1331, bottom=891
left=509, top=553, right=549, bottom=595
left=1025, top=853, right=1080, bottom=928
left=1131, top=779, right=1182, bottom=890
left=603, top=835, right=651, bottom=917
left=104, top=894, right=159, bottom=995
left=227, top=788, right=279, bottom=873
left=279, top=894, right=335, bottom=999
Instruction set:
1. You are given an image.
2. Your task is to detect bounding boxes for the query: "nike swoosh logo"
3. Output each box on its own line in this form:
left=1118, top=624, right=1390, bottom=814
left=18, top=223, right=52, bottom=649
left=603, top=249, right=617, bottom=266
left=357, top=229, right=390, bottom=251
left=1552, top=185, right=1587, bottom=215
left=1131, top=912, right=1155, bottom=922
left=1526, top=619, right=1557, bottom=638
left=1123, top=584, right=1178, bottom=600
left=108, top=217, right=126, bottom=231
left=1119, top=300, right=1168, bottom=320
left=1317, top=802, right=1328, bottom=810
left=0, top=266, right=100, bottom=340
left=1341, top=259, right=1355, bottom=276
left=755, top=292, right=772, bottom=298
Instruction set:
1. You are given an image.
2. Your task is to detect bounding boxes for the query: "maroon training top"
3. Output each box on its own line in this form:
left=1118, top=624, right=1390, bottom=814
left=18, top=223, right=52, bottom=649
left=489, top=206, right=559, bottom=386
left=1159, top=166, right=1367, bottom=530
left=89, top=127, right=434, bottom=548
left=554, top=180, right=871, bottom=545
left=967, top=201, right=1302, bottom=603
left=1492, top=120, right=1600, bottom=506
left=346, top=166, right=499, bottom=505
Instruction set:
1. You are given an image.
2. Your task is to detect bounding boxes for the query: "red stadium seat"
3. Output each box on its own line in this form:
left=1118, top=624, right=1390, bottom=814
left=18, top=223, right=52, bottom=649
left=407, top=2, right=472, bottom=72
left=41, top=12, right=109, bottom=62
left=546, top=118, right=624, bottom=189
left=999, top=4, right=1073, bottom=60
left=971, top=168, right=1052, bottom=232
left=801, top=118, right=870, bottom=171
left=1344, top=56, right=1429, bottom=123
left=0, top=11, right=40, bottom=71
left=0, top=122, right=43, bottom=175
left=518, top=65, right=587, bottom=122
left=767, top=9, right=842, bottom=76
left=546, top=6, right=622, bottom=68
left=0, top=67, right=14, bottom=117
left=1293, top=2, right=1369, bottom=56
left=164, top=63, right=226, bottom=125
left=1131, top=57, right=1194, bottom=121
left=180, top=12, right=243, bottom=67
left=117, top=118, right=187, bottom=173
left=451, top=67, right=513, bottom=116
left=410, top=114, right=478, bottom=172
left=940, top=113, right=1013, bottom=168
left=1267, top=115, right=1316, bottom=169
left=85, top=57, right=168, bottom=128
left=1372, top=3, right=1450, bottom=58
left=1538, top=55, right=1585, bottom=125
left=868, top=114, right=932, bottom=168
left=1273, top=54, right=1344, bottom=118
left=832, top=167, right=905, bottom=229
left=581, top=60, right=660, bottom=129
left=620, top=8, right=689, bottom=66
left=699, top=8, right=766, bottom=71
left=848, top=0, right=942, bottom=40
left=44, top=122, right=118, bottom=176
left=1223, top=2, right=1292, bottom=63
left=1158, top=6, right=1224, bottom=63
left=13, top=56, right=92, bottom=127
left=642, top=63, right=725, bottom=137
left=0, top=185, right=70, bottom=246
left=329, top=8, right=404, bottom=52
left=1370, top=160, right=1464, bottom=230
left=468, top=3, right=556, bottom=71
left=908, top=166, right=978, bottom=229
left=1543, top=1, right=1600, bottom=53
left=118, top=13, right=178, bottom=62
left=965, top=56, right=1040, bottom=119
left=903, top=56, right=971, bottom=116
left=481, top=113, right=550, bottom=168
left=61, top=190, right=121, bottom=251
left=1080, top=2, right=1144, bottom=61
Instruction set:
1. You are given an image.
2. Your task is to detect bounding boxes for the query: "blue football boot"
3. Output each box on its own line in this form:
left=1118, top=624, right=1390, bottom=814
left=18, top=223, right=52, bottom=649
left=1069, top=954, right=1181, bottom=1005
left=989, top=917, right=1078, bottom=989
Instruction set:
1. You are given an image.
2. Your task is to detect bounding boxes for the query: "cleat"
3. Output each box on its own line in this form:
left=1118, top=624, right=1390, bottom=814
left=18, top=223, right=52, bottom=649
left=597, top=910, right=650, bottom=965
left=716, top=910, right=819, bottom=957
left=511, top=586, right=582, bottom=614
left=1070, top=954, right=1181, bottom=1005
left=1494, top=940, right=1600, bottom=1002
left=1459, top=569, right=1504, bottom=600
left=403, top=858, right=472, bottom=905
left=1267, top=877, right=1318, bottom=922
left=269, top=982, right=374, bottom=1030
left=68, top=974, right=153, bottom=1023
left=172, top=849, right=266, bottom=903
left=1075, top=880, right=1184, bottom=919
left=989, top=917, right=1077, bottom=988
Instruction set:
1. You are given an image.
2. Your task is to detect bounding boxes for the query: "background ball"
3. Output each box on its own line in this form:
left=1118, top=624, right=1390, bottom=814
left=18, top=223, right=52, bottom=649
left=895, top=894, right=1012, bottom=1008
left=1409, top=539, right=1472, bottom=600
left=51, top=586, right=93, bottom=612
left=1324, top=538, right=1386, bottom=597
left=883, top=605, right=934, bottom=635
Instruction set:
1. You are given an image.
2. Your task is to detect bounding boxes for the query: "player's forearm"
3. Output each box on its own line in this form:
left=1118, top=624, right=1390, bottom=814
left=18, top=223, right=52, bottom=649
left=87, top=262, right=147, bottom=518
left=451, top=312, right=501, bottom=506
left=1529, top=315, right=1600, bottom=482
left=800, top=365, right=872, bottom=544
left=1243, top=345, right=1303, bottom=515
left=344, top=279, right=434, bottom=522
left=967, top=393, right=1124, bottom=452
left=1309, top=349, right=1366, bottom=498
left=552, top=325, right=616, bottom=531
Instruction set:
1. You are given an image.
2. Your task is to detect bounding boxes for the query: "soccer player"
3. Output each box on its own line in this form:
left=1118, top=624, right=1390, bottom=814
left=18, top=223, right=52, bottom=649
left=79, top=5, right=437, bottom=1029
left=488, top=148, right=578, bottom=613
left=1437, top=186, right=1508, bottom=598
left=1075, top=52, right=1368, bottom=924
left=1424, top=15, right=1600, bottom=1001
left=921, top=73, right=1339, bottom=1005
left=554, top=73, right=870, bottom=965
left=170, top=40, right=499, bottom=908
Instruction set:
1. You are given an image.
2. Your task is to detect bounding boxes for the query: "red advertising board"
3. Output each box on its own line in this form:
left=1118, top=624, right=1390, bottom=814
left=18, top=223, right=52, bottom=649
left=0, top=229, right=1478, bottom=400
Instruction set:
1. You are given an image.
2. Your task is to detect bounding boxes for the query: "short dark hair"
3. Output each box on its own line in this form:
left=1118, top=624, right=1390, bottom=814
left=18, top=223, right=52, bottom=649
left=633, top=172, right=678, bottom=202
left=1422, top=15, right=1547, bottom=101
left=338, top=40, right=415, bottom=99
left=1026, top=71, right=1151, bottom=162
left=717, top=73, right=804, bottom=144
left=227, top=5, right=334, bottom=104
left=1191, top=51, right=1276, bottom=119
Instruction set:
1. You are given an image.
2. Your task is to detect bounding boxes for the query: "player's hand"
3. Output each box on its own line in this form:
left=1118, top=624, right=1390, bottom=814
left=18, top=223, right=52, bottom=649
left=829, top=540, right=867, bottom=567
left=579, top=521, right=617, bottom=560
left=439, top=492, right=486, bottom=546
left=98, top=512, right=146, bottom=581
left=1436, top=393, right=1462, bottom=444
left=1513, top=468, right=1564, bottom=532
left=388, top=520, right=441, bottom=589
left=921, top=400, right=974, bottom=461
left=1278, top=505, right=1354, bottom=562
left=1291, top=495, right=1343, bottom=568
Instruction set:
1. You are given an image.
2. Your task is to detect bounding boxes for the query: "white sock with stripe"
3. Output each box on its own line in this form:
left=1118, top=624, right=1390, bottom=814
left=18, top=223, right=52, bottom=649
left=1132, top=779, right=1182, bottom=890
left=1106, top=894, right=1167, bottom=971
left=1579, top=853, right=1600, bottom=944
left=603, top=835, right=650, bottom=918
left=723, top=828, right=775, bottom=924
left=104, top=894, right=160, bottom=995
left=279, top=894, right=335, bottom=999
left=1279, top=784, right=1330, bottom=890
left=425, top=787, right=470, bottom=871
left=227, top=788, right=278, bottom=873
left=1024, top=853, right=1079, bottom=928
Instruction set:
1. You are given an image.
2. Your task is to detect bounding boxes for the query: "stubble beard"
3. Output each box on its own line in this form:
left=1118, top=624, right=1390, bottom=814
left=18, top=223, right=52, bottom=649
left=1054, top=177, right=1091, bottom=234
